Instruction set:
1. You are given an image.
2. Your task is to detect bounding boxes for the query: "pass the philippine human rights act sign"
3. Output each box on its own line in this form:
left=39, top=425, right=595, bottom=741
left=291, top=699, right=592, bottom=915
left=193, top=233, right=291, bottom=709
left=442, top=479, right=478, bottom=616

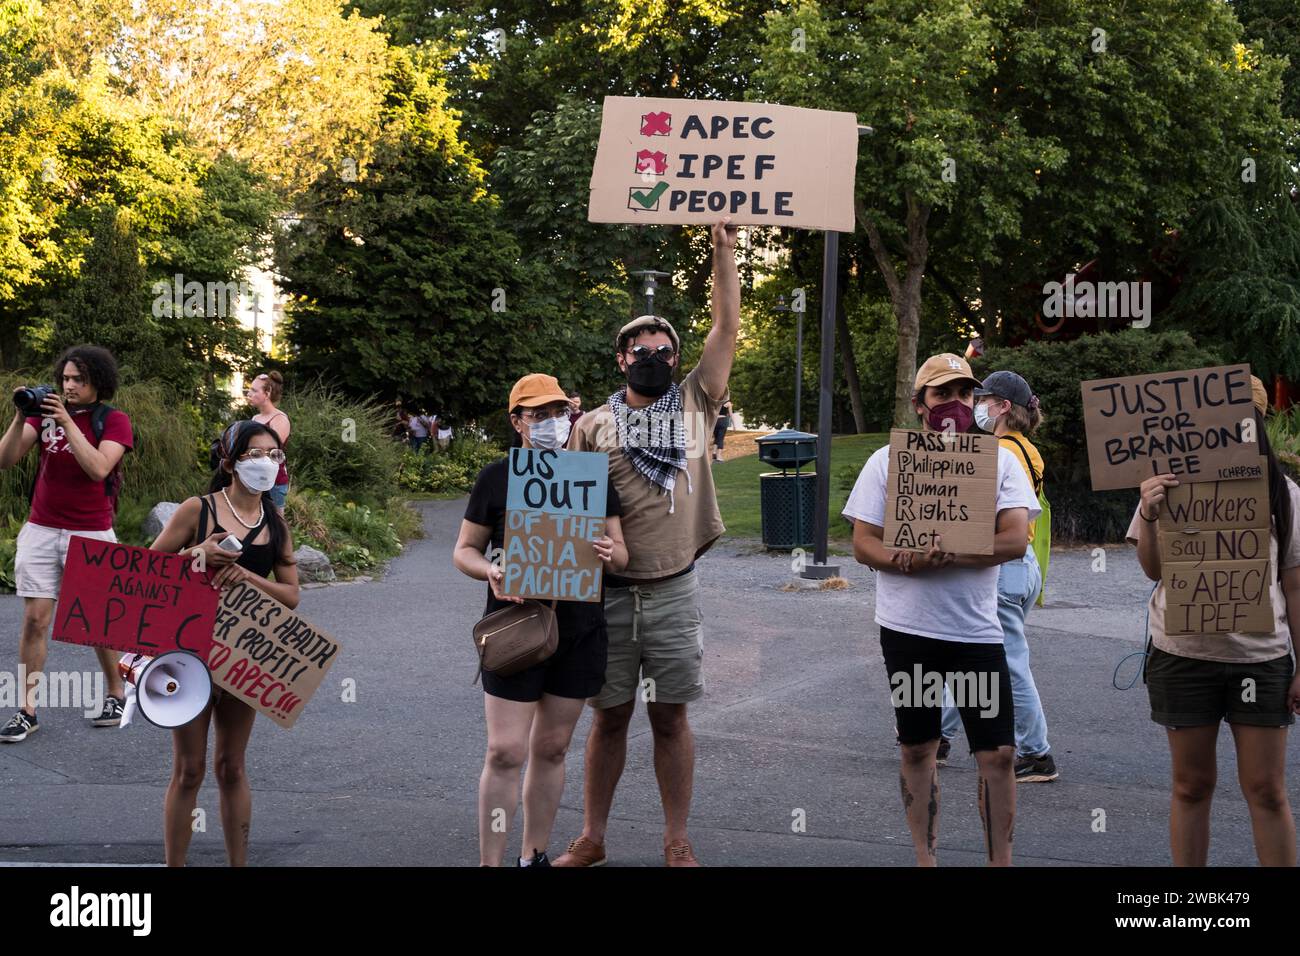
left=882, top=429, right=999, bottom=556
left=588, top=96, right=858, bottom=231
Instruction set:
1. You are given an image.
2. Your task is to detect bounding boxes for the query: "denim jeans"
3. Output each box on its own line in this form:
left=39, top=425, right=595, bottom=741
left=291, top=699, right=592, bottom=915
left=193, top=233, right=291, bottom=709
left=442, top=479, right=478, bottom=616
left=941, top=548, right=1049, bottom=756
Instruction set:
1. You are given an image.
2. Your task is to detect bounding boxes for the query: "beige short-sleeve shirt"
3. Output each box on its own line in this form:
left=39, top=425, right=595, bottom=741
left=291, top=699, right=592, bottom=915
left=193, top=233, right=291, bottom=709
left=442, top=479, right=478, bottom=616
left=1126, top=476, right=1300, bottom=662
left=571, top=367, right=726, bottom=579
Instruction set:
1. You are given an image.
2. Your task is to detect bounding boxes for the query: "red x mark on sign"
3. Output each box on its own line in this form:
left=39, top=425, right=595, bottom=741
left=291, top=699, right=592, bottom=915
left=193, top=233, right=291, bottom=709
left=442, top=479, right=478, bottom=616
left=640, top=112, right=672, bottom=136
left=635, top=149, right=669, bottom=175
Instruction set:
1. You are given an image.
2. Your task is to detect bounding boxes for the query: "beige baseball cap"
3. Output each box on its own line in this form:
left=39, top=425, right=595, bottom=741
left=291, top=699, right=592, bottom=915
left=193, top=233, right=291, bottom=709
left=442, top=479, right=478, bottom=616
left=914, top=353, right=981, bottom=391
left=616, top=315, right=680, bottom=353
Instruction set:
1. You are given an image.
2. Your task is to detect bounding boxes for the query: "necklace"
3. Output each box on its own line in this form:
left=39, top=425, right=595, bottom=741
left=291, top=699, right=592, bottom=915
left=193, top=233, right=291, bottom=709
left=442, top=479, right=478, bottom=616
left=220, top=487, right=264, bottom=530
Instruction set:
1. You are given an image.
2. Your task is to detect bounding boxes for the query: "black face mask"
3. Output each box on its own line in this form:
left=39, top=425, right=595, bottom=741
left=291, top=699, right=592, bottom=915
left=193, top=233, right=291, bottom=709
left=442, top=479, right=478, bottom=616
left=625, top=354, right=675, bottom=398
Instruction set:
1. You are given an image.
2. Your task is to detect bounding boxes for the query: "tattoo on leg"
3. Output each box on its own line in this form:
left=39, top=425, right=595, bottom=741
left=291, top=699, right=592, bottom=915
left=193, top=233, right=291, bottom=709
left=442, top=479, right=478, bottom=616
left=900, top=773, right=913, bottom=811
left=979, top=775, right=993, bottom=861
left=926, top=769, right=938, bottom=857
left=240, top=822, right=250, bottom=848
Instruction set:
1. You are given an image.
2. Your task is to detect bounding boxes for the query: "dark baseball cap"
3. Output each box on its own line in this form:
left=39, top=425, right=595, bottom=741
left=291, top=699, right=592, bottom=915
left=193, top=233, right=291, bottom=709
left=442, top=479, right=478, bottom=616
left=975, top=370, right=1033, bottom=408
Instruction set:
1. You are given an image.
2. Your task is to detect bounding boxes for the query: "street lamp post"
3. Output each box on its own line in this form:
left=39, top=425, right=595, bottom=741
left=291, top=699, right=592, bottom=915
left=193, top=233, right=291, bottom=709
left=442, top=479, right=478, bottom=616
left=630, top=269, right=671, bottom=315
left=773, top=293, right=802, bottom=432
left=803, top=122, right=873, bottom=581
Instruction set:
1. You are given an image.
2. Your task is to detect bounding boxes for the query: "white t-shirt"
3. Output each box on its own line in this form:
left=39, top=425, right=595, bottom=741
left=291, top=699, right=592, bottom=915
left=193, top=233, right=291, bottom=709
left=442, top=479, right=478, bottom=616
left=842, top=444, right=1041, bottom=643
left=408, top=415, right=432, bottom=438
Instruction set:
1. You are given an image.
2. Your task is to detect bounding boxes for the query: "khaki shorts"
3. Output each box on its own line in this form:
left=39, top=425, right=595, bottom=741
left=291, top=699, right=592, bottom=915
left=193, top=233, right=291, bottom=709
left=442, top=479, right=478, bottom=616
left=591, top=568, right=704, bottom=709
left=15, top=522, right=117, bottom=599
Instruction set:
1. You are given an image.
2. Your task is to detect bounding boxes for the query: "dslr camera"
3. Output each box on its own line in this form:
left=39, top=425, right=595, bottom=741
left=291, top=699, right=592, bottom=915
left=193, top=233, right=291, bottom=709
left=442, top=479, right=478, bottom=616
left=13, top=385, right=55, bottom=417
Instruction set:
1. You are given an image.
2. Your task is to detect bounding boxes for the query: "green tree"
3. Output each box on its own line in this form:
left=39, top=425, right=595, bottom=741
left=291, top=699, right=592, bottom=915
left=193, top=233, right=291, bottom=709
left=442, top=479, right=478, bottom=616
left=756, top=0, right=1294, bottom=425
left=277, top=50, right=538, bottom=422
left=39, top=0, right=391, bottom=200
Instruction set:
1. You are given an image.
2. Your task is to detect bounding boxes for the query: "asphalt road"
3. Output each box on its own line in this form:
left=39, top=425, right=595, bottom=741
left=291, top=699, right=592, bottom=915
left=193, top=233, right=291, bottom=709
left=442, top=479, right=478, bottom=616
left=0, top=499, right=1292, bottom=866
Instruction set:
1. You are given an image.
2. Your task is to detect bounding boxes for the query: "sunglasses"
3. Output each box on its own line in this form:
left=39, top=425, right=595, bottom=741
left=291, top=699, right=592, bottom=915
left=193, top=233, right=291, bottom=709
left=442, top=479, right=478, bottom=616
left=627, top=344, right=676, bottom=363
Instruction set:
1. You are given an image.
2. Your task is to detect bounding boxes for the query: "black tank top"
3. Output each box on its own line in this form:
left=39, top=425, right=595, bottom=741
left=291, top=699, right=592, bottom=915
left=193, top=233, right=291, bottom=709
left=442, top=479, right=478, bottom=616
left=197, top=493, right=277, bottom=579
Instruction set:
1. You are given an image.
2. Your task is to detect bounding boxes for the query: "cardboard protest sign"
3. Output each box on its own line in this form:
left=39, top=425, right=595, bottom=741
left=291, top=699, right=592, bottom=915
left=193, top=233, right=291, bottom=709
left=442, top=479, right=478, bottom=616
left=207, top=579, right=341, bottom=728
left=1161, top=561, right=1273, bottom=636
left=588, top=96, right=858, bottom=231
left=1080, top=364, right=1258, bottom=491
left=53, top=537, right=218, bottom=658
left=1157, top=460, right=1272, bottom=636
left=882, top=429, right=999, bottom=555
left=501, top=447, right=608, bottom=602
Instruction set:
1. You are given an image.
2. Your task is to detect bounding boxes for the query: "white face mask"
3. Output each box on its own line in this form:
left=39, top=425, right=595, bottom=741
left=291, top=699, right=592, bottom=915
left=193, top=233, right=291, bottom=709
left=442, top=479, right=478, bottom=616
left=528, top=415, right=571, bottom=451
left=974, top=401, right=1000, bottom=433
left=234, top=456, right=279, bottom=493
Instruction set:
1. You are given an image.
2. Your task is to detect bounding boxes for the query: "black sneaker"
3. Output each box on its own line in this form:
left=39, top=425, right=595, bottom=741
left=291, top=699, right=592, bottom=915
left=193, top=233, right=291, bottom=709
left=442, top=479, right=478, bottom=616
left=1015, top=753, right=1059, bottom=783
left=518, top=849, right=550, bottom=867
left=92, top=696, right=126, bottom=728
left=936, top=737, right=952, bottom=766
left=0, top=710, right=38, bottom=743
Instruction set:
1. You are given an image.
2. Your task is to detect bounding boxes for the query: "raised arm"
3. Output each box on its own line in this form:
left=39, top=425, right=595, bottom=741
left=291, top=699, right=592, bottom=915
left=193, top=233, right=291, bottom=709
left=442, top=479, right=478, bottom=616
left=696, top=218, right=741, bottom=402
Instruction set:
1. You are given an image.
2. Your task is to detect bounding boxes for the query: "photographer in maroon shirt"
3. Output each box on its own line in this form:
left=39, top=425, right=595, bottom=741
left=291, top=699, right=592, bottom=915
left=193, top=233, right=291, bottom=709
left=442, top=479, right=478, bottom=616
left=0, top=345, right=134, bottom=742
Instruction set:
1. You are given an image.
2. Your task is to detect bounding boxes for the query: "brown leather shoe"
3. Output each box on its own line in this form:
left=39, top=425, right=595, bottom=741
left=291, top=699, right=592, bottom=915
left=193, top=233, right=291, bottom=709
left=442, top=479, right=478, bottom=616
left=664, top=839, right=700, bottom=867
left=552, top=836, right=607, bottom=867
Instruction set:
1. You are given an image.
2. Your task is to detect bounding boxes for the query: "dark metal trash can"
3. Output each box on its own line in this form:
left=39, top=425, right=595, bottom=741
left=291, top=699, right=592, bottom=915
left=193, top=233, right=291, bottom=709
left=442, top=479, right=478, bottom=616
left=755, top=429, right=818, bottom=551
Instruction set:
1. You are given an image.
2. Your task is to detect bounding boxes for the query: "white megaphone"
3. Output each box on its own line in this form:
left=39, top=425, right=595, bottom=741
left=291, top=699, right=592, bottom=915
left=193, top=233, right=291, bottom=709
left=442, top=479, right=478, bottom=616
left=117, top=651, right=212, bottom=729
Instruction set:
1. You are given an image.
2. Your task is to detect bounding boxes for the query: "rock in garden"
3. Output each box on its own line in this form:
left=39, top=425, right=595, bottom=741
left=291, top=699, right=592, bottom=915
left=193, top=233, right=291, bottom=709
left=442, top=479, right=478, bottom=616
left=142, top=502, right=180, bottom=540
left=294, top=545, right=336, bottom=583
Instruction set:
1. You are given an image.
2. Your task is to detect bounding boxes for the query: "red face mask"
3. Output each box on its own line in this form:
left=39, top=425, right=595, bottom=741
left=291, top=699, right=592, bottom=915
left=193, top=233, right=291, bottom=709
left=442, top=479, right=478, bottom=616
left=923, top=399, right=974, bottom=433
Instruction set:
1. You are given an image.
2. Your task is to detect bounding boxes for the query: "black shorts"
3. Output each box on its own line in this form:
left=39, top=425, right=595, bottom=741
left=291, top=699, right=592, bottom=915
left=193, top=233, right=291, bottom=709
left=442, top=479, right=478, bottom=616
left=880, top=626, right=1015, bottom=752
left=482, top=615, right=608, bottom=703
left=1146, top=647, right=1295, bottom=728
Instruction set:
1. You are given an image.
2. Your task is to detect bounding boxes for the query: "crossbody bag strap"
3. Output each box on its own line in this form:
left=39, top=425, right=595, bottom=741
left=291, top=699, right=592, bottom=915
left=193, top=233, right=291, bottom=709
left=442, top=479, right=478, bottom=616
left=1002, top=435, right=1041, bottom=493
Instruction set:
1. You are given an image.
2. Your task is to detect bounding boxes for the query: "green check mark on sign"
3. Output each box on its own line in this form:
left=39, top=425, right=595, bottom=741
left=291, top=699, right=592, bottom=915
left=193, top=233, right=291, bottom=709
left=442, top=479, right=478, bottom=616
left=630, top=181, right=669, bottom=208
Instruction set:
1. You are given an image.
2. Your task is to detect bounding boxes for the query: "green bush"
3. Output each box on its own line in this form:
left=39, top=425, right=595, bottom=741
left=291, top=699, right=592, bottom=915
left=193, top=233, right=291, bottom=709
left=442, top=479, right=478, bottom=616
left=974, top=329, right=1225, bottom=543
left=285, top=489, right=417, bottom=575
left=1266, top=405, right=1300, bottom=481
left=397, top=437, right=505, bottom=495
left=274, top=381, right=405, bottom=500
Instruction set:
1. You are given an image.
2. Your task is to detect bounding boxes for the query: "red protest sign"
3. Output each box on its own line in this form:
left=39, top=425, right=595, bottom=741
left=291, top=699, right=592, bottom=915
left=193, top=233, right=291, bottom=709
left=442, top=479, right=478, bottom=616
left=52, top=536, right=218, bottom=659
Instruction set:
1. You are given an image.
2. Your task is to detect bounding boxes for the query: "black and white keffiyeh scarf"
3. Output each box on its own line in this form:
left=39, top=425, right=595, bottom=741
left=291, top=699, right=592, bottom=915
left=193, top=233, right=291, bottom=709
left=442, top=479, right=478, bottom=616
left=607, top=383, right=693, bottom=513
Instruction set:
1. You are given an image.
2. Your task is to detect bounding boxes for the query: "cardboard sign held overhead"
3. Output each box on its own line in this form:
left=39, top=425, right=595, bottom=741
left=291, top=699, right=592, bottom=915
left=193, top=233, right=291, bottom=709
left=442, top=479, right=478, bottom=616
left=53, top=537, right=218, bottom=659
left=207, top=580, right=341, bottom=729
left=588, top=96, right=859, bottom=231
left=882, top=429, right=999, bottom=555
left=1080, top=364, right=1258, bottom=491
left=501, top=448, right=609, bottom=603
left=1157, top=459, right=1272, bottom=636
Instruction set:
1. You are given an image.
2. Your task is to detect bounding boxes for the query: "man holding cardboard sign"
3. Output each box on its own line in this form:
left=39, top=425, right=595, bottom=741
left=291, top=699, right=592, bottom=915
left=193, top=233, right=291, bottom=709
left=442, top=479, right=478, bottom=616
left=843, top=353, right=1038, bottom=866
left=1126, top=377, right=1300, bottom=866
left=555, top=220, right=738, bottom=868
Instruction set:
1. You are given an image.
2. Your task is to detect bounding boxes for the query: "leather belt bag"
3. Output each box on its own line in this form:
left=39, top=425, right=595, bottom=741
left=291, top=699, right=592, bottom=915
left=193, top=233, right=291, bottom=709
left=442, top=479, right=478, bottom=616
left=473, top=600, right=559, bottom=681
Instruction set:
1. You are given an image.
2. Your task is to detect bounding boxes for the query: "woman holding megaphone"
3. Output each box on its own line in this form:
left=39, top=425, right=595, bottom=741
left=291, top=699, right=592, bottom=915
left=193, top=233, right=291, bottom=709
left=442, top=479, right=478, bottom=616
left=150, top=421, right=300, bottom=866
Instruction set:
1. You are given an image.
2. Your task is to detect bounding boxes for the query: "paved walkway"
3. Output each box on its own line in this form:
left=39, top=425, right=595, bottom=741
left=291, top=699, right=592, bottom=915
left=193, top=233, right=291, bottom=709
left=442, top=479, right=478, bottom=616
left=0, top=500, right=1291, bottom=865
